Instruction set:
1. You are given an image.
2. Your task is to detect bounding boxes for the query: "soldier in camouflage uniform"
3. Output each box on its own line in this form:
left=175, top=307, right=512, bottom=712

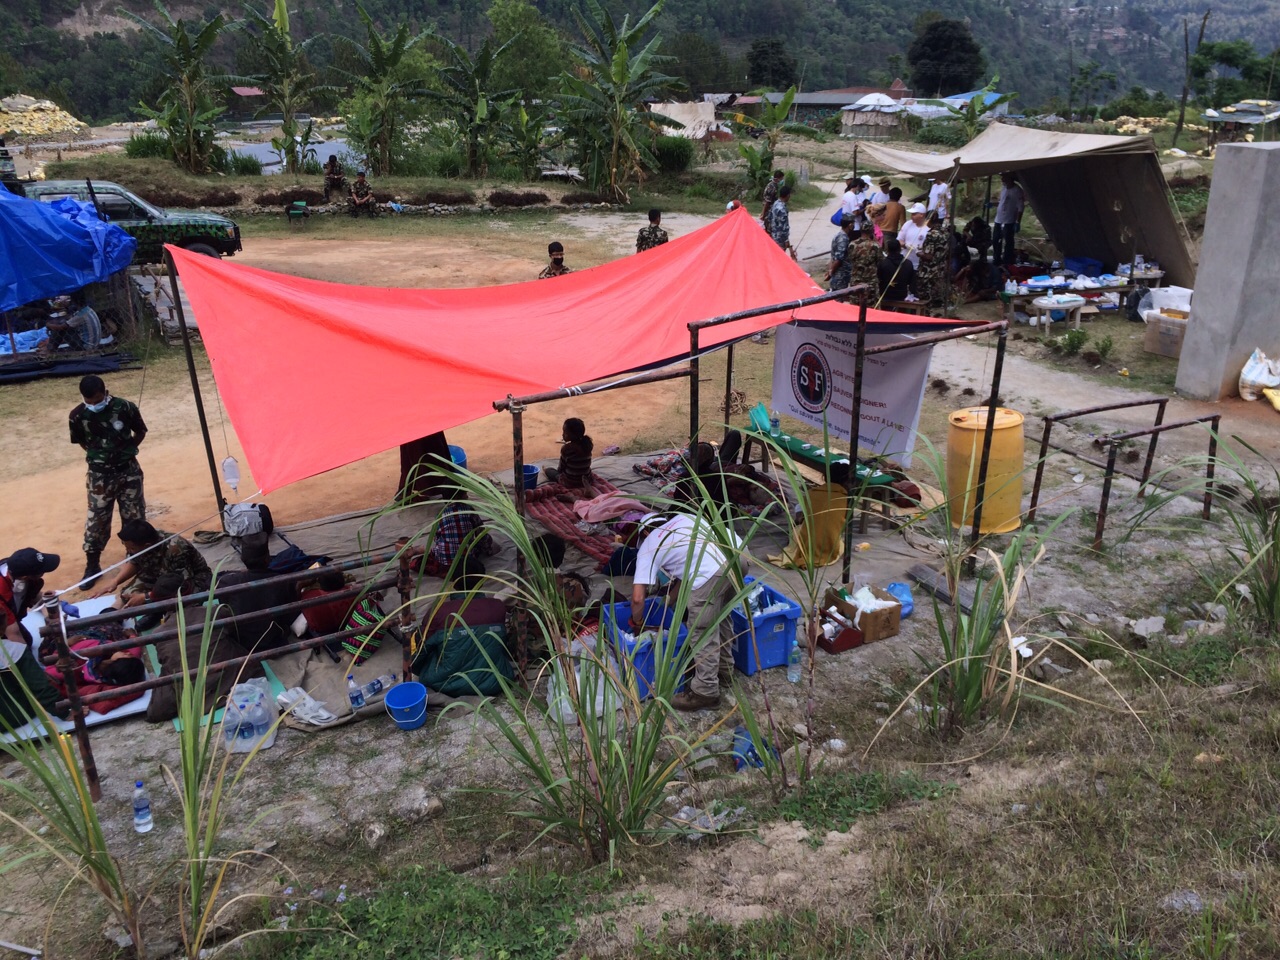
left=917, top=212, right=952, bottom=311
left=636, top=208, right=669, bottom=253
left=348, top=170, right=378, bottom=217
left=69, top=376, right=147, bottom=586
left=824, top=213, right=856, bottom=295
left=760, top=169, right=784, bottom=222
left=538, top=241, right=571, bottom=279
left=94, top=519, right=212, bottom=607
left=848, top=225, right=883, bottom=303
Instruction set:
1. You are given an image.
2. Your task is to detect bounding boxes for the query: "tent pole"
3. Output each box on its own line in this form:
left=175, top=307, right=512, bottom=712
left=689, top=326, right=700, bottom=446
left=983, top=174, right=993, bottom=222
left=4, top=310, right=17, bottom=357
left=165, top=251, right=226, bottom=522
left=722, top=343, right=735, bottom=427
left=509, top=398, right=529, bottom=679
left=965, top=326, right=1008, bottom=575
left=841, top=301, right=869, bottom=584
left=852, top=142, right=859, bottom=181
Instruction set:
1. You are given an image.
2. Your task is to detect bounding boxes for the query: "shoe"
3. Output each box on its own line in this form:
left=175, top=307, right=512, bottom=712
left=81, top=555, right=102, bottom=589
left=672, top=690, right=721, bottom=712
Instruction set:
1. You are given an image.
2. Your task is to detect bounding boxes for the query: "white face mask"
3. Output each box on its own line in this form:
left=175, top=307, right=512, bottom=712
left=85, top=394, right=111, bottom=413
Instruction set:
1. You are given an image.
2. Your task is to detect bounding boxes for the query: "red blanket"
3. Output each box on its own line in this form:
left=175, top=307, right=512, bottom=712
left=525, top=474, right=620, bottom=565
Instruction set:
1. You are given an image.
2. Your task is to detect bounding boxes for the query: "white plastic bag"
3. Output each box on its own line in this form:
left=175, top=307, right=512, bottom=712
left=546, top=634, right=622, bottom=723
left=1239, top=349, right=1280, bottom=401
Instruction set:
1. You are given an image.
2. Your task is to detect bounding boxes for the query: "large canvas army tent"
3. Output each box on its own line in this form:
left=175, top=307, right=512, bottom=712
left=857, top=124, right=1195, bottom=286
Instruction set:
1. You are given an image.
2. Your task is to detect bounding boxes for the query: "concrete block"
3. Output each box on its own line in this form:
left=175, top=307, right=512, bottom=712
left=1175, top=142, right=1280, bottom=401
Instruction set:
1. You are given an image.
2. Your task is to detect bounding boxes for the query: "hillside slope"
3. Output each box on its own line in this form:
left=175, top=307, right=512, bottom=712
left=3, top=0, right=1276, bottom=123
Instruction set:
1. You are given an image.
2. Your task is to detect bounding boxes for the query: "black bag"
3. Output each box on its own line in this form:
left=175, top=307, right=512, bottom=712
left=1125, top=284, right=1151, bottom=323
left=268, top=539, right=331, bottom=574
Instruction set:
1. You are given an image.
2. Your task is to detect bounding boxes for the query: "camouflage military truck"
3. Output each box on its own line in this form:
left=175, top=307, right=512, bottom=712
left=20, top=180, right=241, bottom=264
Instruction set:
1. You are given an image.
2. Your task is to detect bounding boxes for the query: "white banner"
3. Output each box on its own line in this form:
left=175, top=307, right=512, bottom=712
left=770, top=323, right=933, bottom=466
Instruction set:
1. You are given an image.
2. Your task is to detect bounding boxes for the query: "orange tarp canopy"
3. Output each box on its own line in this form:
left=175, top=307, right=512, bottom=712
left=170, top=207, right=948, bottom=492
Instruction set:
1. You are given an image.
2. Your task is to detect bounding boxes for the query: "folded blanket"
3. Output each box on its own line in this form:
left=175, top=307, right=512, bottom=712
left=526, top=474, right=620, bottom=564
left=573, top=491, right=649, bottom=522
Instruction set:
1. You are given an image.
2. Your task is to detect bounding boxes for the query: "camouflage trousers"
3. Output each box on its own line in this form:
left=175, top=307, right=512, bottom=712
left=85, top=460, right=145, bottom=555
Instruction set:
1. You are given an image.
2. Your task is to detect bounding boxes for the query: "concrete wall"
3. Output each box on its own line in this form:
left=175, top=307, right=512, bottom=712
left=1176, top=142, right=1280, bottom=400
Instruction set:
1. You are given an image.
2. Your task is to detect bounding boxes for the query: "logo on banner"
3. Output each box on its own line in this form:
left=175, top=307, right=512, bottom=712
left=790, top=342, right=832, bottom=413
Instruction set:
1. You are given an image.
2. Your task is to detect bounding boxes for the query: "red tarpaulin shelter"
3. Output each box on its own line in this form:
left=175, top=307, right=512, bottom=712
left=169, top=207, right=958, bottom=493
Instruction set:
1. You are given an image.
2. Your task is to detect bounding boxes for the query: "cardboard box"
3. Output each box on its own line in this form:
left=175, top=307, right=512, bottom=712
left=818, top=585, right=901, bottom=654
left=1144, top=314, right=1187, bottom=359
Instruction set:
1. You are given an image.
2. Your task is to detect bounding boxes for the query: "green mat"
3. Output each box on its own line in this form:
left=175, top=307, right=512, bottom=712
left=748, top=404, right=893, bottom=486
left=142, top=642, right=287, bottom=732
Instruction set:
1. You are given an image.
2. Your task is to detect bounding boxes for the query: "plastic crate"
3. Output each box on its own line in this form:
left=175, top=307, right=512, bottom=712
left=730, top=577, right=802, bottom=676
left=1064, top=256, right=1103, bottom=277
left=601, top=599, right=689, bottom=700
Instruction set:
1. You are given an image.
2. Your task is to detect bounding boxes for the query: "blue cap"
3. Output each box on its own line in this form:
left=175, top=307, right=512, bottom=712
left=135, top=780, right=143, bottom=787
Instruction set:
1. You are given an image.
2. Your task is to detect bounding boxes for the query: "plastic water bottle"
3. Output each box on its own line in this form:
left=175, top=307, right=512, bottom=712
left=235, top=702, right=256, bottom=744
left=133, top=780, right=153, bottom=833
left=221, top=455, right=241, bottom=493
left=787, top=640, right=802, bottom=683
left=223, top=702, right=241, bottom=748
left=361, top=673, right=396, bottom=699
left=248, top=700, right=270, bottom=739
left=347, top=675, right=365, bottom=710
left=769, top=410, right=781, bottom=438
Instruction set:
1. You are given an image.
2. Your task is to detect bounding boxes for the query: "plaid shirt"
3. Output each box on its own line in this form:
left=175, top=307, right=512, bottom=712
left=429, top=504, right=495, bottom=568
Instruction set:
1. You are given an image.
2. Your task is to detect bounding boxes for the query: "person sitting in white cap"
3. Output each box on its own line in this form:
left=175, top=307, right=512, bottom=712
left=898, top=203, right=930, bottom=268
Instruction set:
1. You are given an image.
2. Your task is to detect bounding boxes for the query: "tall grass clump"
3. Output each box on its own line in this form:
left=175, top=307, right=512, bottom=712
left=126, top=131, right=173, bottom=160
left=1131, top=436, right=1280, bottom=633
left=0, top=676, right=145, bottom=955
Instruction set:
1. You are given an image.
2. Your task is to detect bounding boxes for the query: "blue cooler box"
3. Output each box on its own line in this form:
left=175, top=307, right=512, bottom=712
left=731, top=577, right=802, bottom=675
left=602, top=599, right=689, bottom=700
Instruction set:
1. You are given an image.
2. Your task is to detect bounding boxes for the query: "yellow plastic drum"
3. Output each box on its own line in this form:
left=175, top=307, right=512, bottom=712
left=946, top=407, right=1025, bottom=533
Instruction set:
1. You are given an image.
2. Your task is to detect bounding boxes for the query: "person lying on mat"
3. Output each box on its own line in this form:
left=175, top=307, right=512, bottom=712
left=300, top=566, right=353, bottom=636
left=543, top=418, right=595, bottom=498
left=95, top=520, right=212, bottom=608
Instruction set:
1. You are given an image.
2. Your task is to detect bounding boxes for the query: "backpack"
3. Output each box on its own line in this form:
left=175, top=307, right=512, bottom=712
left=223, top=502, right=274, bottom=538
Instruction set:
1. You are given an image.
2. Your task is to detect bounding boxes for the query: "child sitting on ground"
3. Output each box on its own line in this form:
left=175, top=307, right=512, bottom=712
left=544, top=418, right=595, bottom=498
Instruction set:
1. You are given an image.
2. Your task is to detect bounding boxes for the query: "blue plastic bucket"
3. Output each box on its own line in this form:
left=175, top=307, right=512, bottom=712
left=448, top=444, right=467, bottom=471
left=522, top=464, right=540, bottom=490
left=384, top=681, right=427, bottom=731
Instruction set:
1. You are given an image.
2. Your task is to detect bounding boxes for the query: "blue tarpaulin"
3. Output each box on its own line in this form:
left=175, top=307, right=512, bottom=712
left=0, top=187, right=137, bottom=313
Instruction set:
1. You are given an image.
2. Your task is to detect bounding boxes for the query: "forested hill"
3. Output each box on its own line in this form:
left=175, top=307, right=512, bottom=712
left=3, top=0, right=1277, bottom=124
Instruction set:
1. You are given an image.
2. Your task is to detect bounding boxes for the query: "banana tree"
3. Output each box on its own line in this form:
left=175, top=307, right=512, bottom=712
left=121, top=1, right=236, bottom=173
left=422, top=35, right=519, bottom=178
left=556, top=0, right=681, bottom=203
left=241, top=1, right=337, bottom=175
left=944, top=76, right=1017, bottom=142
left=333, top=3, right=429, bottom=175
left=728, top=85, right=818, bottom=190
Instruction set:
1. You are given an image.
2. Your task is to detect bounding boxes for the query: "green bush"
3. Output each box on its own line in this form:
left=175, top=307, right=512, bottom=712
left=124, top=131, right=171, bottom=160
left=1061, top=328, right=1089, bottom=355
left=683, top=181, right=718, bottom=200
left=916, top=121, right=968, bottom=148
left=227, top=151, right=262, bottom=176
left=653, top=134, right=695, bottom=173
left=301, top=156, right=323, bottom=176
left=425, top=147, right=464, bottom=179
left=820, top=114, right=842, bottom=135
left=1096, top=334, right=1115, bottom=360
